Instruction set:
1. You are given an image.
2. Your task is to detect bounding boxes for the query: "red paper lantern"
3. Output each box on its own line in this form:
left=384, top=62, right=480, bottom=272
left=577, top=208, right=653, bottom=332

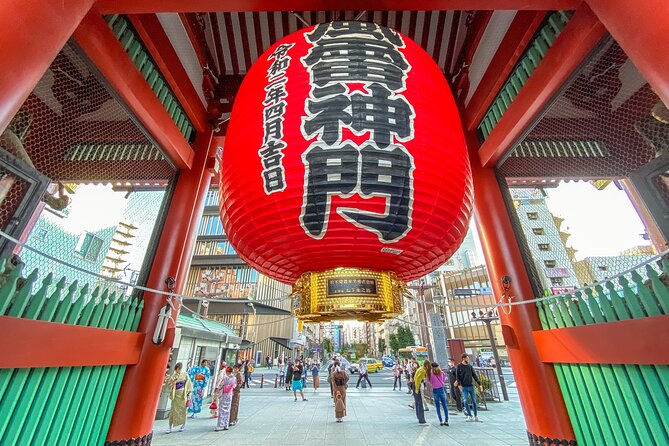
left=220, top=21, right=472, bottom=287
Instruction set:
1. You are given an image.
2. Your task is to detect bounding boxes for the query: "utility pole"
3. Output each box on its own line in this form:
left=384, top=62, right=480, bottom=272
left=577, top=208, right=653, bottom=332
left=471, top=310, right=509, bottom=401
left=407, top=279, right=438, bottom=362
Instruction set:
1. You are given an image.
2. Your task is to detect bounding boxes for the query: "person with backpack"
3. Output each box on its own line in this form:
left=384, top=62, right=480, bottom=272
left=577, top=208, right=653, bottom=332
left=455, top=353, right=484, bottom=422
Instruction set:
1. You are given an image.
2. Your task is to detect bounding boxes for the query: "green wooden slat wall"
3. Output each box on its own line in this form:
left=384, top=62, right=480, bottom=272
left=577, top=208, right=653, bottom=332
left=537, top=258, right=669, bottom=445
left=477, top=11, right=572, bottom=140
left=0, top=265, right=143, bottom=446
left=104, top=14, right=196, bottom=144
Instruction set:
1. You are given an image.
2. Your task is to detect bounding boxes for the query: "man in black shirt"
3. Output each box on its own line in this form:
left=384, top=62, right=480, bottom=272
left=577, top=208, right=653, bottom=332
left=447, top=358, right=463, bottom=412
left=454, top=353, right=483, bottom=422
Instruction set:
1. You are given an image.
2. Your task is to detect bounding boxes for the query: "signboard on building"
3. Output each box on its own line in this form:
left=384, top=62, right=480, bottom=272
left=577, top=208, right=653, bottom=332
left=545, top=268, right=571, bottom=278
left=326, top=278, right=377, bottom=297
left=551, top=286, right=576, bottom=295
left=454, top=288, right=482, bottom=296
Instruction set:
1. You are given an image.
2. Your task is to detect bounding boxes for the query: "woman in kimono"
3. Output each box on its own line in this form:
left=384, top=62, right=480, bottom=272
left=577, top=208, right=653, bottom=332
left=167, top=362, right=193, bottom=433
left=215, top=366, right=237, bottom=431
left=188, top=359, right=211, bottom=417
left=229, top=364, right=244, bottom=426
left=331, top=361, right=349, bottom=421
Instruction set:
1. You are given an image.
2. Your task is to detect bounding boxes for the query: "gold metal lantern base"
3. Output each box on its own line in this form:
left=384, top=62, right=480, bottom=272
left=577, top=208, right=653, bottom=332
left=290, top=268, right=406, bottom=322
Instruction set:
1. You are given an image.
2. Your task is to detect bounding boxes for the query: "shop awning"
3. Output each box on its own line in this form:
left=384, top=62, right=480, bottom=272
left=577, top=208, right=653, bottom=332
left=182, top=298, right=291, bottom=316
left=176, top=313, right=242, bottom=346
left=270, top=337, right=292, bottom=350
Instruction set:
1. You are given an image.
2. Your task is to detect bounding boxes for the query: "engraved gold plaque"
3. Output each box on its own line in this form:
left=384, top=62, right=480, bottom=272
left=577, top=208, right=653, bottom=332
left=290, top=268, right=406, bottom=322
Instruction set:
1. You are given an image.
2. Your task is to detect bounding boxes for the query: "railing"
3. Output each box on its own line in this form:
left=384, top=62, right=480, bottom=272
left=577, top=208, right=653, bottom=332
left=0, top=260, right=144, bottom=446
left=536, top=257, right=669, bottom=446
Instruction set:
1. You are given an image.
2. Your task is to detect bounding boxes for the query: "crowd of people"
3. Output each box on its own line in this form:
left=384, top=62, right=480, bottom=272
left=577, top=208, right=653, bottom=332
left=164, top=352, right=487, bottom=433
left=388, top=353, right=485, bottom=425
left=164, top=358, right=252, bottom=433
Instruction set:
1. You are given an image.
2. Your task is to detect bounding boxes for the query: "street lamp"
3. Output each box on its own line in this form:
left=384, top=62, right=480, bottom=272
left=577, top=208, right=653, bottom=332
left=471, top=309, right=509, bottom=401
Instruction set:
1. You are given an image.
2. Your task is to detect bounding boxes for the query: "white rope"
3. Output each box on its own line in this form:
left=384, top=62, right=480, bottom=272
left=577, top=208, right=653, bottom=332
left=2, top=227, right=665, bottom=320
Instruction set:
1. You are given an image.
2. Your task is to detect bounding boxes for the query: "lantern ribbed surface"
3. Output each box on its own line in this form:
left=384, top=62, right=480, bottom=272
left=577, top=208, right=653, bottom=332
left=220, top=22, right=472, bottom=284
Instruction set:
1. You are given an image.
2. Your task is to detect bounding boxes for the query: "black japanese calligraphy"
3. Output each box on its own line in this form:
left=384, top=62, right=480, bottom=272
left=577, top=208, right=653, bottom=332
left=260, top=43, right=294, bottom=194
left=299, top=21, right=415, bottom=243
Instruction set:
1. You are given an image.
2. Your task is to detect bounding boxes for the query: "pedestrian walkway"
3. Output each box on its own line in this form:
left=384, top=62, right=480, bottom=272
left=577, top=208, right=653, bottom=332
left=151, top=386, right=528, bottom=445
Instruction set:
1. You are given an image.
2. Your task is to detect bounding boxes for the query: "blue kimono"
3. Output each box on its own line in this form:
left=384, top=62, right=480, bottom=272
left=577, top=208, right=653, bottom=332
left=188, top=365, right=211, bottom=414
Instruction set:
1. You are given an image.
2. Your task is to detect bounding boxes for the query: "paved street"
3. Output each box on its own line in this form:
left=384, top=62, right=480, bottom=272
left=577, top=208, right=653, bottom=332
left=152, top=368, right=528, bottom=446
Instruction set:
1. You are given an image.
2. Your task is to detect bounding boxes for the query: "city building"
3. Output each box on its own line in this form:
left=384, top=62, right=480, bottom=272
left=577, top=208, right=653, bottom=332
left=155, top=313, right=241, bottom=420
left=435, top=264, right=506, bottom=360
left=573, top=254, right=656, bottom=285
left=182, top=186, right=296, bottom=365
left=3, top=5, right=668, bottom=446
left=510, top=187, right=580, bottom=293
left=20, top=186, right=167, bottom=293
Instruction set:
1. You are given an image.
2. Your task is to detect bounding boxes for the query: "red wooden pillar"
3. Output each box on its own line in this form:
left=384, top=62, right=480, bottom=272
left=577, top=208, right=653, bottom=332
left=0, top=0, right=95, bottom=134
left=586, top=0, right=669, bottom=108
left=106, top=132, right=213, bottom=444
left=174, top=136, right=223, bottom=288
left=467, top=133, right=575, bottom=444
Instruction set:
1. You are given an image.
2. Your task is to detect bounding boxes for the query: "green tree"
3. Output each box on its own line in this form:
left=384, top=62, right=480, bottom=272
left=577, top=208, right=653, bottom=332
left=378, top=338, right=386, bottom=355
left=389, top=333, right=400, bottom=354
left=397, top=325, right=415, bottom=349
left=353, top=343, right=368, bottom=359
left=322, top=338, right=333, bottom=354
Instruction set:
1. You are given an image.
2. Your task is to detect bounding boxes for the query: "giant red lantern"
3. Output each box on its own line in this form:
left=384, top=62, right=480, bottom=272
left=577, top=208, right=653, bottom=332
left=220, top=21, right=472, bottom=321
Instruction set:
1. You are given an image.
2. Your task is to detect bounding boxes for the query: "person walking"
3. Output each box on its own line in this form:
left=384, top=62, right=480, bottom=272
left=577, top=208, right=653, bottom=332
left=291, top=360, right=308, bottom=401
left=455, top=353, right=484, bottom=422
left=331, top=361, right=349, bottom=421
left=278, top=362, right=285, bottom=387
left=188, top=359, right=211, bottom=418
left=285, top=359, right=293, bottom=391
left=242, top=360, right=251, bottom=388
left=301, top=359, right=308, bottom=388
left=404, top=360, right=412, bottom=394
left=166, top=362, right=193, bottom=433
left=327, top=357, right=336, bottom=399
left=392, top=361, right=402, bottom=391
left=412, top=360, right=428, bottom=425
left=214, top=367, right=236, bottom=431
left=229, top=364, right=243, bottom=426
left=429, top=363, right=449, bottom=426
left=355, top=361, right=372, bottom=389
left=311, top=362, right=320, bottom=392
left=447, top=359, right=463, bottom=412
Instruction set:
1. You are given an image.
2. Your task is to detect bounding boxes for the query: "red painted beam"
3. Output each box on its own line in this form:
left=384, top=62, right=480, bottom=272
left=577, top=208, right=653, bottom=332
left=73, top=10, right=195, bottom=169
left=464, top=11, right=546, bottom=131
left=468, top=133, right=574, bottom=440
left=586, top=0, right=669, bottom=111
left=452, top=11, right=493, bottom=100
left=533, top=314, right=669, bottom=365
left=0, top=316, right=144, bottom=368
left=0, top=0, right=95, bottom=135
left=107, top=132, right=214, bottom=442
left=128, top=14, right=208, bottom=133
left=478, top=3, right=606, bottom=167
left=97, top=0, right=581, bottom=14
left=179, top=13, right=212, bottom=71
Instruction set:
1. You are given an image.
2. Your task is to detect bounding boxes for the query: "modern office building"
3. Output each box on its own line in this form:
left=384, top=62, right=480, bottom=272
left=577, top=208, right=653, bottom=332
left=182, top=186, right=296, bottom=365
left=509, top=187, right=580, bottom=293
